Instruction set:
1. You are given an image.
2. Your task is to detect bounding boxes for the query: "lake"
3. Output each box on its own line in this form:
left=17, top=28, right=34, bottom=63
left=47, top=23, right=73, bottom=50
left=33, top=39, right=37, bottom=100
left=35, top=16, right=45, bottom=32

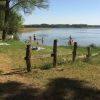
left=19, top=28, right=100, bottom=47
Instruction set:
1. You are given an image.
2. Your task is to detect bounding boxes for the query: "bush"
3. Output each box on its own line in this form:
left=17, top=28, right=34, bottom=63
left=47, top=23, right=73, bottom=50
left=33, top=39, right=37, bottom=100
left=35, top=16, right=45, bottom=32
left=40, top=63, right=52, bottom=70
left=89, top=44, right=96, bottom=48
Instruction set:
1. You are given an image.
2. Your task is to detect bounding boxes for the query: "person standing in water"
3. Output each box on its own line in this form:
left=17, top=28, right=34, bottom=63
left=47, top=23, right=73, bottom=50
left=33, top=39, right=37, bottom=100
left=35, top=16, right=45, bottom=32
left=33, top=34, right=36, bottom=42
left=68, top=35, right=74, bottom=45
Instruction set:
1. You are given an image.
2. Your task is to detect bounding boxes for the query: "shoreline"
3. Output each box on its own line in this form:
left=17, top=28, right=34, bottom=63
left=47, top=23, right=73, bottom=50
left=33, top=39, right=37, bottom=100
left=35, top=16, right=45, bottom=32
left=18, top=28, right=47, bottom=33
left=19, top=27, right=100, bottom=33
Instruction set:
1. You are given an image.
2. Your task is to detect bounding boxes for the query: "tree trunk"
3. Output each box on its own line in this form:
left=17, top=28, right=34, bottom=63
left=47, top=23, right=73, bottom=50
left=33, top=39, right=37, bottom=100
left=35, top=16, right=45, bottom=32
left=2, top=30, right=6, bottom=40
left=2, top=0, right=9, bottom=40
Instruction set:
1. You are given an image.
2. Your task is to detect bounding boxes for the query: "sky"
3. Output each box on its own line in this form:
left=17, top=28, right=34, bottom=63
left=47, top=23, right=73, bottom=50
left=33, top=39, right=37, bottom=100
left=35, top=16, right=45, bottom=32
left=23, top=0, right=100, bottom=25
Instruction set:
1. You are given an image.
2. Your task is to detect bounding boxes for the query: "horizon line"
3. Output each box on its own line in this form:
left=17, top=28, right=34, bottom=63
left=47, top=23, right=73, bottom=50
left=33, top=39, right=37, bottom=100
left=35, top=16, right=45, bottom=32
left=23, top=24, right=100, bottom=26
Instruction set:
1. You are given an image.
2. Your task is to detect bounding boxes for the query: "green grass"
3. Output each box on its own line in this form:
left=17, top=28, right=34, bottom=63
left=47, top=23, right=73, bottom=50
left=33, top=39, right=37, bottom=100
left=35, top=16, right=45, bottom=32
left=0, top=40, right=100, bottom=69
left=0, top=40, right=26, bottom=68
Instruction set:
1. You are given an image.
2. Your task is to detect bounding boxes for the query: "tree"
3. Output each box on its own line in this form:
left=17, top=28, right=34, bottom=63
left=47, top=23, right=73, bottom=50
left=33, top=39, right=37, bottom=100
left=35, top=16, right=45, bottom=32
left=7, top=11, right=23, bottom=35
left=0, top=1, right=23, bottom=38
left=7, top=11, right=23, bottom=40
left=0, top=1, right=5, bottom=31
left=1, top=0, right=48, bottom=40
left=0, top=10, right=4, bottom=31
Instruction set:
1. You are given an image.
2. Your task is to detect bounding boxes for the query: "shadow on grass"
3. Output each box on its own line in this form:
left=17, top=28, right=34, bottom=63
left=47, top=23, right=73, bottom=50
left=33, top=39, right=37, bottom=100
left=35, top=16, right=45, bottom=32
left=0, top=81, right=39, bottom=100
left=0, top=78, right=100, bottom=100
left=42, top=78, right=100, bottom=100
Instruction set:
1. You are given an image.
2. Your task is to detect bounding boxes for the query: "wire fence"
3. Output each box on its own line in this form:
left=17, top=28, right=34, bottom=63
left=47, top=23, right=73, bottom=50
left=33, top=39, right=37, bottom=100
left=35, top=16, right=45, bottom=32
left=24, top=38, right=100, bottom=72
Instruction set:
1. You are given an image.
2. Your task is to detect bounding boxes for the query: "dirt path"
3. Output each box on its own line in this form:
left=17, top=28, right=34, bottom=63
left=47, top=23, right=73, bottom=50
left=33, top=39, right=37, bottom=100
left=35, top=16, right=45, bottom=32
left=0, top=53, right=13, bottom=73
left=0, top=53, right=34, bottom=85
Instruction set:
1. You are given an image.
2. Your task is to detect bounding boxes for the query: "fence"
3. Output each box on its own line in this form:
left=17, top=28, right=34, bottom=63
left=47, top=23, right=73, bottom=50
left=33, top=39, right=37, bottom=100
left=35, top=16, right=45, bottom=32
left=25, top=39, right=57, bottom=72
left=24, top=38, right=100, bottom=72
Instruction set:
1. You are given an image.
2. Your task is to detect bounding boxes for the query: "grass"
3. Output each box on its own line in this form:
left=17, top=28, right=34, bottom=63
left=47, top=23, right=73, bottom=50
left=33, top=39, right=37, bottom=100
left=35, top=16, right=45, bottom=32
left=0, top=40, right=100, bottom=100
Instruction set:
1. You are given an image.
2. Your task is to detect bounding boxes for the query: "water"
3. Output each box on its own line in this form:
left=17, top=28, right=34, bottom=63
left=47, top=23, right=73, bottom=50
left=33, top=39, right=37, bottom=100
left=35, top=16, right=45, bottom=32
left=19, top=28, right=100, bottom=47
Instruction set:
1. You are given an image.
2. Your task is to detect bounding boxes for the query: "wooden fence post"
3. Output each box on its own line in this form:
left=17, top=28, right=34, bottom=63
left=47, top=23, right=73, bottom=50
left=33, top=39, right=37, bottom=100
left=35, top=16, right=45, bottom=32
left=25, top=45, right=31, bottom=72
left=42, top=37, right=44, bottom=45
left=37, top=39, right=39, bottom=45
left=86, top=47, right=91, bottom=60
left=52, top=40, right=57, bottom=67
left=72, top=42, right=77, bottom=62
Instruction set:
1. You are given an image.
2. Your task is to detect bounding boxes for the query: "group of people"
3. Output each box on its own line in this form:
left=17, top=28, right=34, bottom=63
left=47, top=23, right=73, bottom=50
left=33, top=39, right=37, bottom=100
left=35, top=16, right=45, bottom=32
left=33, top=34, right=74, bottom=46
left=28, top=34, right=74, bottom=46
left=34, top=34, right=74, bottom=46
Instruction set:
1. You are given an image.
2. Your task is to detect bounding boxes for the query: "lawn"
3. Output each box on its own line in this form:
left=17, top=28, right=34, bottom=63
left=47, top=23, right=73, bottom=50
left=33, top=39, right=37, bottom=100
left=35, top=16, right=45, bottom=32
left=0, top=40, right=100, bottom=100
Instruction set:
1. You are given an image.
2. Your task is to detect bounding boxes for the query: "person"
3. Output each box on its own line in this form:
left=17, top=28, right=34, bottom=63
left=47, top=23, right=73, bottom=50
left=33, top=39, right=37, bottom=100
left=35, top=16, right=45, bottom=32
left=68, top=35, right=74, bottom=45
left=33, top=34, right=36, bottom=42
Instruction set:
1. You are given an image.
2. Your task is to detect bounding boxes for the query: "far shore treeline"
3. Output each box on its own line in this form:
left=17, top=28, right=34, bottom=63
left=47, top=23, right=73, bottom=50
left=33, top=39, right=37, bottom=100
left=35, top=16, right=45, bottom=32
left=24, top=24, right=100, bottom=28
